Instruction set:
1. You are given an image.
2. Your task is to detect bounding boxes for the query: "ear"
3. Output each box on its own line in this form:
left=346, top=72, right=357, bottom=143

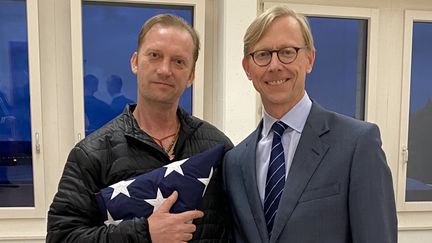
left=130, top=52, right=138, bottom=75
left=306, top=49, right=316, bottom=74
left=242, top=57, right=252, bottom=80
left=187, top=68, right=195, bottom=87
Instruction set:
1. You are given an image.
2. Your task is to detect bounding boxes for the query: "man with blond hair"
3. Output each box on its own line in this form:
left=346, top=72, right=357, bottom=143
left=223, top=6, right=397, bottom=243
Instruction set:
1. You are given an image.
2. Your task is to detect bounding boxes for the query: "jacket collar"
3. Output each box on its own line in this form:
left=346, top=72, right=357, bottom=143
left=122, top=104, right=203, bottom=160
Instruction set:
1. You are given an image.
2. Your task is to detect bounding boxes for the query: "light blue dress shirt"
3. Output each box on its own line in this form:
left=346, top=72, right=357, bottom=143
left=256, top=92, right=312, bottom=206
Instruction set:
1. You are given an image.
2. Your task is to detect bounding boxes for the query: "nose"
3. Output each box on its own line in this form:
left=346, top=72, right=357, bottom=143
left=157, top=58, right=172, bottom=77
left=267, top=52, right=283, bottom=71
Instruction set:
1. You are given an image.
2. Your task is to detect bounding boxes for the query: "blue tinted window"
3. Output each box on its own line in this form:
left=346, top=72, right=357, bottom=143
left=306, top=17, right=367, bottom=120
left=0, top=0, right=34, bottom=207
left=406, top=22, right=432, bottom=201
left=82, top=3, right=193, bottom=135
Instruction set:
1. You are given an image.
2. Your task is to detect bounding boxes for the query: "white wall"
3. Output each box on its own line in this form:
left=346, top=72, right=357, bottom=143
left=205, top=0, right=259, bottom=144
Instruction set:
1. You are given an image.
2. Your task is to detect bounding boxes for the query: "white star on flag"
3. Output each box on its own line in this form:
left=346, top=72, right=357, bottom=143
left=104, top=210, right=123, bottom=226
left=164, top=158, right=187, bottom=177
left=95, top=144, right=226, bottom=221
left=144, top=188, right=167, bottom=212
left=109, top=179, right=135, bottom=199
left=198, top=167, right=214, bottom=196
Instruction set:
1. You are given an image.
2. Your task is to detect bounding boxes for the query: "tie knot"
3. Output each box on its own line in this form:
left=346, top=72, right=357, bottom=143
left=271, top=121, right=289, bottom=138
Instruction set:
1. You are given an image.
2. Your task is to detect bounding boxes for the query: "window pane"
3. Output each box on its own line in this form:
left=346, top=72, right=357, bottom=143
left=0, top=0, right=34, bottom=207
left=82, top=3, right=193, bottom=135
left=306, top=17, right=367, bottom=120
left=406, top=22, right=432, bottom=201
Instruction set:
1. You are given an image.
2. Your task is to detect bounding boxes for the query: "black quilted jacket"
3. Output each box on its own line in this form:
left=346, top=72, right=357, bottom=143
left=47, top=105, right=234, bottom=243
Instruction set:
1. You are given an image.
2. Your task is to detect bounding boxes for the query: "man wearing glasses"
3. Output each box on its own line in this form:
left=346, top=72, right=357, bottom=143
left=223, top=5, right=397, bottom=243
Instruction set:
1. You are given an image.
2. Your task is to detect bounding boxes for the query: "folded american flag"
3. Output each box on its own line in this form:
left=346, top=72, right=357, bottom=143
left=95, top=144, right=225, bottom=225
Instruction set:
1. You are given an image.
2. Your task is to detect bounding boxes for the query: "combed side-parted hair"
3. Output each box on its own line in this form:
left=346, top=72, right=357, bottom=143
left=243, top=5, right=315, bottom=56
left=137, top=14, right=200, bottom=67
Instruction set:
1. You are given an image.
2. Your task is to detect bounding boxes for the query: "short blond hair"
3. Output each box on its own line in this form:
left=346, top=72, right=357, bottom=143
left=137, top=14, right=200, bottom=67
left=243, top=6, right=315, bottom=56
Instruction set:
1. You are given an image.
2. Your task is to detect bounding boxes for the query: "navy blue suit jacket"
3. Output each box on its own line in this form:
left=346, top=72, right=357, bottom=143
left=223, top=102, right=397, bottom=243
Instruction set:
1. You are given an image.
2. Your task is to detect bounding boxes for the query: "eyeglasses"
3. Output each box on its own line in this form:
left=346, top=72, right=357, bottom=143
left=248, top=47, right=305, bottom=67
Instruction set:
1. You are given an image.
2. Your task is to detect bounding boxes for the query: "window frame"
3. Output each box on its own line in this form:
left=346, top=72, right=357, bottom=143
left=70, top=0, right=205, bottom=142
left=398, top=10, right=432, bottom=212
left=0, top=0, right=45, bottom=219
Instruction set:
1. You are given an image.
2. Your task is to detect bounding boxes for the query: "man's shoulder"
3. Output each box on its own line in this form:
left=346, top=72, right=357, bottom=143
left=77, top=116, right=126, bottom=153
left=180, top=110, right=224, bottom=135
left=197, top=120, right=233, bottom=146
left=309, top=102, right=377, bottom=134
left=331, top=111, right=376, bottom=135
left=225, top=127, right=260, bottom=161
left=183, top=114, right=233, bottom=149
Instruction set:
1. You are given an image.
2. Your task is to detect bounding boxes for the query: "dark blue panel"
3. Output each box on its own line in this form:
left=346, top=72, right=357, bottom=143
left=0, top=0, right=34, bottom=207
left=306, top=17, right=367, bottom=119
left=406, top=22, right=432, bottom=201
left=82, top=3, right=194, bottom=135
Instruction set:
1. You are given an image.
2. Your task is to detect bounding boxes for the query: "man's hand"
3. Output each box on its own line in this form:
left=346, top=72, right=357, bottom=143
left=148, top=191, right=204, bottom=243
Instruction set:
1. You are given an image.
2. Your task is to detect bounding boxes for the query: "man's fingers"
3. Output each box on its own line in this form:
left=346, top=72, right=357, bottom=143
left=183, top=233, right=193, bottom=241
left=156, top=191, right=178, bottom=213
left=176, top=221, right=197, bottom=233
left=176, top=210, right=204, bottom=223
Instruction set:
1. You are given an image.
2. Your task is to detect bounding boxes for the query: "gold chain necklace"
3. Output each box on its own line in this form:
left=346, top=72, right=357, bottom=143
left=148, top=122, right=180, bottom=154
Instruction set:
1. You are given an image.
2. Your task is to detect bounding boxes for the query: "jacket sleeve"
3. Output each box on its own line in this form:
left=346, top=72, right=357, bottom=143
left=349, top=124, right=398, bottom=243
left=46, top=146, right=152, bottom=243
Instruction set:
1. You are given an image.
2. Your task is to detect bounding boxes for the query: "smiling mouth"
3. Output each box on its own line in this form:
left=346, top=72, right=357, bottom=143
left=266, top=79, right=288, bottom=85
left=153, top=81, right=174, bottom=87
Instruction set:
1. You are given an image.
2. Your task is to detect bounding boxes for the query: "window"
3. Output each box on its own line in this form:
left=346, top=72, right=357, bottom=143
left=404, top=21, right=432, bottom=202
left=0, top=0, right=43, bottom=218
left=0, top=0, right=33, bottom=207
left=81, top=2, right=194, bottom=135
left=307, top=17, right=367, bottom=119
left=399, top=10, right=432, bottom=213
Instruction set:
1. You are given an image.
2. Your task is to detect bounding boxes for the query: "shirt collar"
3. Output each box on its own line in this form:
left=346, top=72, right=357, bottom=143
left=261, top=92, right=312, bottom=137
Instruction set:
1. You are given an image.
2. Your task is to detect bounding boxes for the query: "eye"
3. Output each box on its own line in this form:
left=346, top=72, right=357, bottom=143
left=174, top=58, right=187, bottom=67
left=147, top=51, right=160, bottom=60
left=254, top=50, right=271, bottom=59
left=279, top=48, right=296, bottom=57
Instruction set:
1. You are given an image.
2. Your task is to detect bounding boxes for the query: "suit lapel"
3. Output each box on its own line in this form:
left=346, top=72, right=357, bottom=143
left=240, top=124, right=270, bottom=243
left=270, top=103, right=330, bottom=242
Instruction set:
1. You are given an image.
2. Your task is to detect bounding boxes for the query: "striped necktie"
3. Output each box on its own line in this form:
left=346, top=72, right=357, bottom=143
left=264, top=121, right=289, bottom=235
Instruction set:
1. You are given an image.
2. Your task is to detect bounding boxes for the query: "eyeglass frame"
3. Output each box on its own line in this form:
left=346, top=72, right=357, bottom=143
left=248, top=46, right=306, bottom=67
